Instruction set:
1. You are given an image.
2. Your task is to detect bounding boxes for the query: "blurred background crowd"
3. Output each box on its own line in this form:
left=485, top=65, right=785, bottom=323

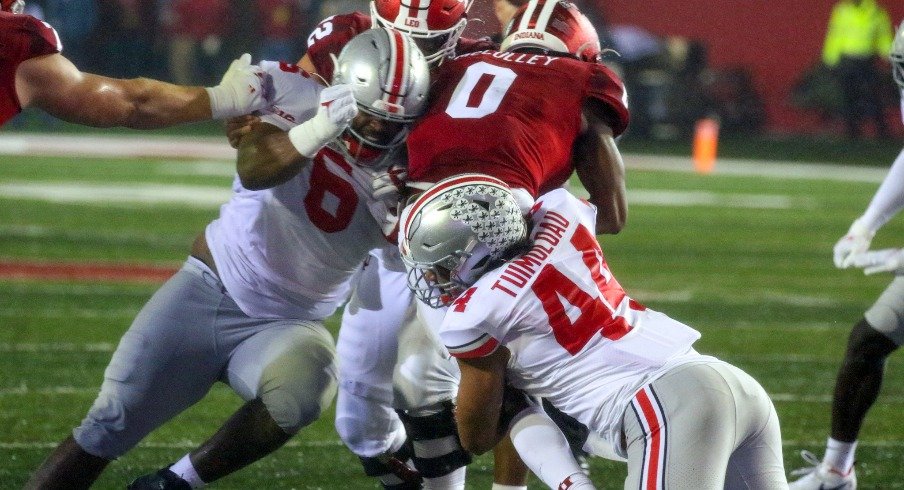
left=12, top=0, right=904, bottom=141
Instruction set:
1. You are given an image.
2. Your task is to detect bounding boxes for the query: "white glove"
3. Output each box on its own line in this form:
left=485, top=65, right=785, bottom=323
left=372, top=164, right=408, bottom=201
left=848, top=248, right=904, bottom=275
left=833, top=218, right=875, bottom=268
left=205, top=53, right=273, bottom=119
left=350, top=163, right=407, bottom=239
left=288, top=84, right=358, bottom=158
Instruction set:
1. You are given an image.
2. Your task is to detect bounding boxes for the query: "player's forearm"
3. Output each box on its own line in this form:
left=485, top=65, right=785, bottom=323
left=574, top=125, right=627, bottom=234
left=860, top=147, right=904, bottom=232
left=237, top=126, right=307, bottom=190
left=119, top=77, right=212, bottom=129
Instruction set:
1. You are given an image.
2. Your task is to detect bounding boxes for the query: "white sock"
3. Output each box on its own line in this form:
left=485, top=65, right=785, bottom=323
left=491, top=484, right=528, bottom=490
left=423, top=466, right=466, bottom=489
left=170, top=453, right=206, bottom=488
left=823, top=437, right=857, bottom=474
left=558, top=471, right=596, bottom=489
left=509, top=407, right=586, bottom=490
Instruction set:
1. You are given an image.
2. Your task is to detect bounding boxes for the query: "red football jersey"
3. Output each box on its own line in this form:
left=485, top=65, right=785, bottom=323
left=303, top=12, right=497, bottom=82
left=0, top=12, right=62, bottom=125
left=406, top=50, right=629, bottom=197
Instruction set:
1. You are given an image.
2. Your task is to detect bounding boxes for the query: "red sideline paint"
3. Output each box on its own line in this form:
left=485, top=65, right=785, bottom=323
left=0, top=260, right=179, bottom=283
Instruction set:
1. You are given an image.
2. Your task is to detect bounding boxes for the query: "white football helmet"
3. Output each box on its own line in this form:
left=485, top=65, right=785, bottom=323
left=1, top=0, right=25, bottom=13
left=332, top=27, right=430, bottom=165
left=399, top=174, right=528, bottom=308
left=892, top=22, right=904, bottom=90
left=500, top=0, right=601, bottom=63
left=370, top=0, right=472, bottom=65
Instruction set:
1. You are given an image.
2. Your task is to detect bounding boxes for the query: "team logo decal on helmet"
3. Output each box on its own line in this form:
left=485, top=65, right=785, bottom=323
left=400, top=174, right=527, bottom=307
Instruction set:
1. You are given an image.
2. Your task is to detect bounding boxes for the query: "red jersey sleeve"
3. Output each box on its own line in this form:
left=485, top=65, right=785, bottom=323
left=303, top=12, right=371, bottom=81
left=455, top=36, right=498, bottom=55
left=585, top=63, right=630, bottom=137
left=0, top=12, right=62, bottom=125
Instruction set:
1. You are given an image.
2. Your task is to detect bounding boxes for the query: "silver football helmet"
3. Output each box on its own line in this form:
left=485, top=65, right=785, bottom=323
left=892, top=22, right=904, bottom=90
left=399, top=174, right=528, bottom=308
left=333, top=27, right=430, bottom=164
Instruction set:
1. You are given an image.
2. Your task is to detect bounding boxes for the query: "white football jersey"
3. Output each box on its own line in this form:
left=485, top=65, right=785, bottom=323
left=438, top=189, right=709, bottom=458
left=206, top=60, right=396, bottom=320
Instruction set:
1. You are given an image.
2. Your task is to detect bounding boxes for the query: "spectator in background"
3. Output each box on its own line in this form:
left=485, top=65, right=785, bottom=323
left=162, top=0, right=231, bottom=86
left=822, top=0, right=893, bottom=139
left=96, top=0, right=161, bottom=79
left=42, top=0, right=99, bottom=71
left=255, top=0, right=303, bottom=62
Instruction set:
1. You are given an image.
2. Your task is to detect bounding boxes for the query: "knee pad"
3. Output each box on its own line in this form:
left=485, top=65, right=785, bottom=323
left=847, top=318, right=898, bottom=371
left=397, top=401, right=472, bottom=478
left=259, top=331, right=338, bottom=433
left=336, top=390, right=406, bottom=456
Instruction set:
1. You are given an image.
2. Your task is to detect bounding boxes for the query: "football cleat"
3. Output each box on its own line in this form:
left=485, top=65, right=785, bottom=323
left=127, top=466, right=192, bottom=490
left=788, top=450, right=856, bottom=489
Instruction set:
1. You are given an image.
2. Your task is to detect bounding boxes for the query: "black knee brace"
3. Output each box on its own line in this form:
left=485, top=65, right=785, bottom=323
left=397, top=401, right=472, bottom=478
left=359, top=440, right=422, bottom=489
left=846, top=318, right=898, bottom=371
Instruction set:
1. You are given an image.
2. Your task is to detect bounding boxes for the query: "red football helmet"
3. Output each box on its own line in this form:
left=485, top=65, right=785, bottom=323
left=500, top=0, right=601, bottom=63
left=1, top=0, right=25, bottom=13
left=370, top=0, right=472, bottom=65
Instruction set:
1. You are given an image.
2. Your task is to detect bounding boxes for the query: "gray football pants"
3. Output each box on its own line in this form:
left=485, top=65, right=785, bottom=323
left=865, top=275, right=904, bottom=345
left=73, top=257, right=338, bottom=459
left=622, top=360, right=788, bottom=490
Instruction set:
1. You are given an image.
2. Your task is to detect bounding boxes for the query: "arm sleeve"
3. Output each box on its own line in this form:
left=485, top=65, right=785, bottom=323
left=256, top=60, right=321, bottom=130
left=585, top=64, right=630, bottom=137
left=860, top=147, right=904, bottom=232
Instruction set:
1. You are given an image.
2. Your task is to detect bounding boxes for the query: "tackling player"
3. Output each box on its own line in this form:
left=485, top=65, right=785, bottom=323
left=788, top=21, right=904, bottom=490
left=340, top=0, right=630, bottom=488
left=26, top=28, right=429, bottom=490
left=0, top=0, right=268, bottom=128
left=399, top=174, right=790, bottom=490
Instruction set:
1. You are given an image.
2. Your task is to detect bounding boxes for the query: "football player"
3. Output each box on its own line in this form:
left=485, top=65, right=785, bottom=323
left=788, top=21, right=904, bottom=490
left=399, top=174, right=790, bottom=490
left=337, top=1, right=631, bottom=488
left=0, top=0, right=268, bottom=128
left=26, top=28, right=429, bottom=490
left=226, top=2, right=510, bottom=488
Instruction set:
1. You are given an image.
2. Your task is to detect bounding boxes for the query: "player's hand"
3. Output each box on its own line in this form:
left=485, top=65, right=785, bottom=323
left=206, top=53, right=274, bottom=119
left=226, top=115, right=260, bottom=149
left=287, top=84, right=358, bottom=158
left=848, top=248, right=904, bottom=275
left=372, top=164, right=408, bottom=201
left=833, top=218, right=875, bottom=268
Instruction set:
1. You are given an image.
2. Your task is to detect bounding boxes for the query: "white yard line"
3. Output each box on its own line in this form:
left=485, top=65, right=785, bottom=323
left=0, top=133, right=889, bottom=182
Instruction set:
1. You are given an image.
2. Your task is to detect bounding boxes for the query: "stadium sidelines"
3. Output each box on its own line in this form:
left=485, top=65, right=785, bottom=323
left=0, top=133, right=890, bottom=182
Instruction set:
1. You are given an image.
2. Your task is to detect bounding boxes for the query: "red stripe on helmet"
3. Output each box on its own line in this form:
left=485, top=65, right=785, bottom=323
left=406, top=0, right=421, bottom=19
left=386, top=29, right=406, bottom=107
left=527, top=0, right=547, bottom=30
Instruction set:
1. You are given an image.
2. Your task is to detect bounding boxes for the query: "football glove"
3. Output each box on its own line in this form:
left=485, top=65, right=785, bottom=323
left=833, top=218, right=875, bottom=269
left=206, top=53, right=273, bottom=119
left=848, top=248, right=904, bottom=275
left=288, top=84, right=358, bottom=158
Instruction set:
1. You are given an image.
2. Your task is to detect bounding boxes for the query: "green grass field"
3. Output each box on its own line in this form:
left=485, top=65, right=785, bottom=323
left=1, top=134, right=903, bottom=488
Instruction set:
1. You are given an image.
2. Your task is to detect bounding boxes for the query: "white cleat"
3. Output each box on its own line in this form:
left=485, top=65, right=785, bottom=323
left=788, top=450, right=856, bottom=489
